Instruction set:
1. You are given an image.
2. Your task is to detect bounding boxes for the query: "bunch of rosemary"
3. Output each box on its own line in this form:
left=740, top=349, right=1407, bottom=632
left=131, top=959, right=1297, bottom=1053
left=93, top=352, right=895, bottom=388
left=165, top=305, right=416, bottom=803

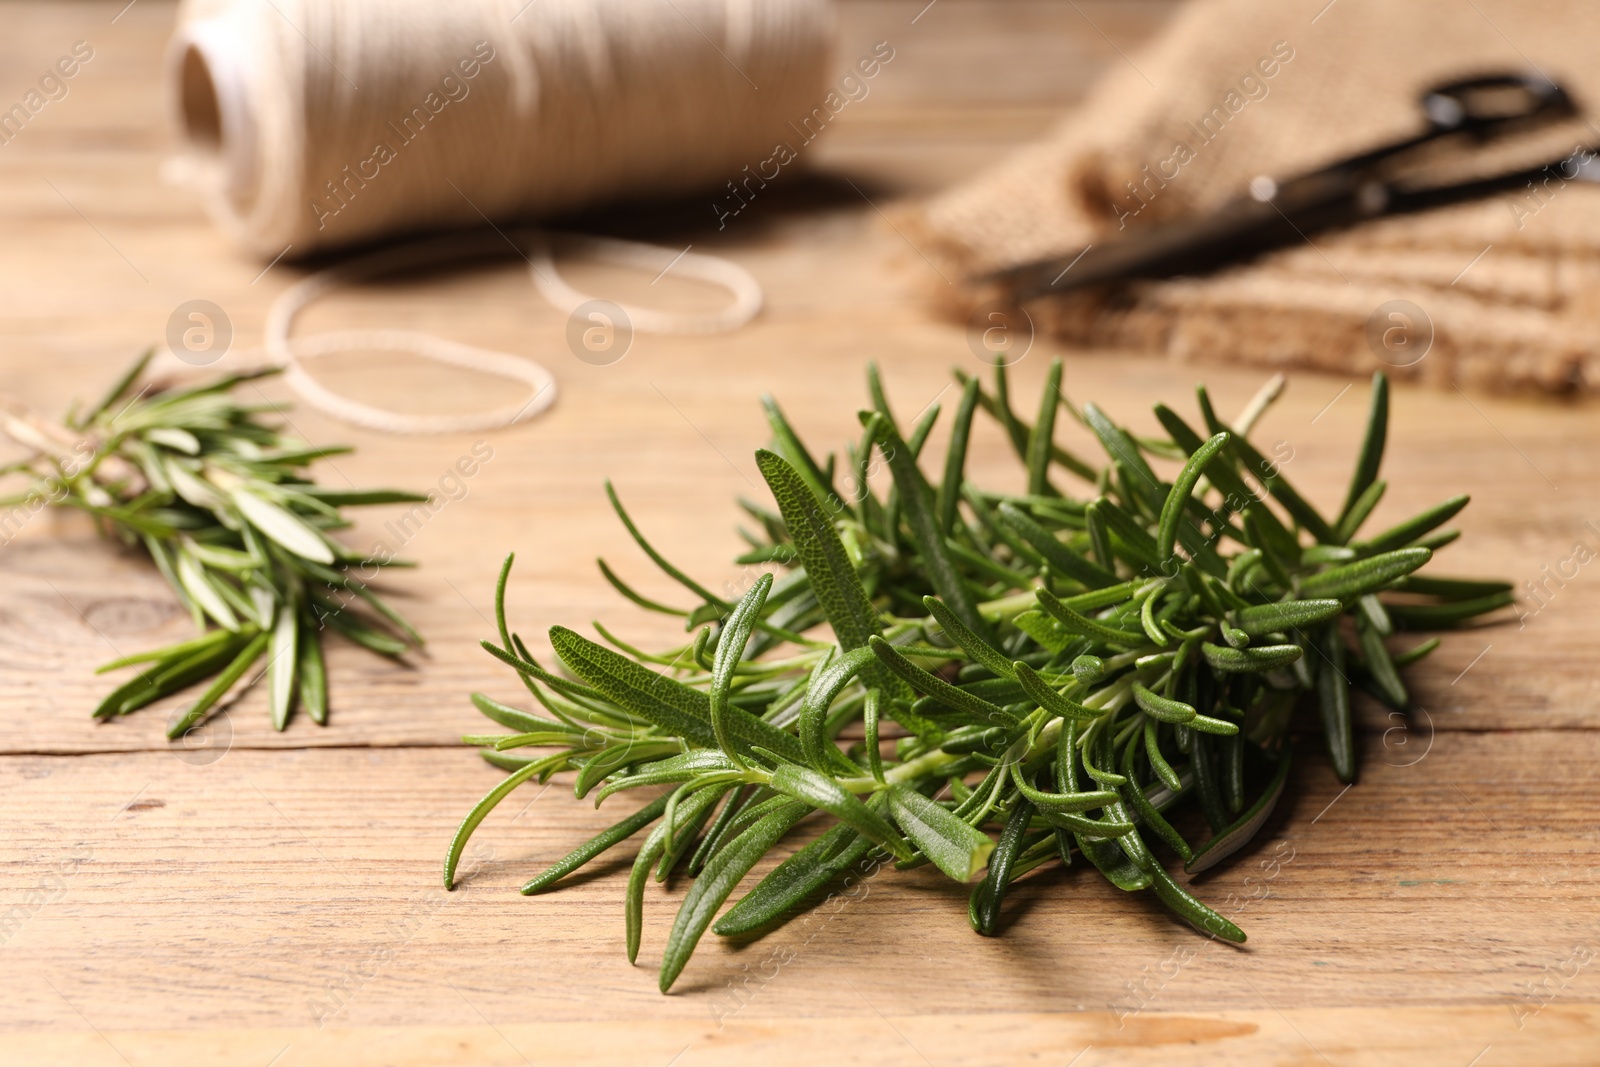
left=0, top=352, right=424, bottom=735
left=446, top=361, right=1510, bottom=992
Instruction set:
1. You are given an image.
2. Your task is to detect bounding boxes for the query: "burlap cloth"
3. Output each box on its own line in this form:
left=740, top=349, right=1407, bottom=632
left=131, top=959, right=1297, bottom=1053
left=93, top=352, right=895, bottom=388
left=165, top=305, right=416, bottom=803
left=906, top=0, right=1600, bottom=392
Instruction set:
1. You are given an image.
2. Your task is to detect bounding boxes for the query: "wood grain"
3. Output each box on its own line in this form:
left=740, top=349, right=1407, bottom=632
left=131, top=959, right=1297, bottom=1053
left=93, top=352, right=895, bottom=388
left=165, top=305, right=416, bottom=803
left=2, top=2, right=1598, bottom=1064
left=2, top=734, right=1597, bottom=1029
left=7, top=1007, right=1600, bottom=1067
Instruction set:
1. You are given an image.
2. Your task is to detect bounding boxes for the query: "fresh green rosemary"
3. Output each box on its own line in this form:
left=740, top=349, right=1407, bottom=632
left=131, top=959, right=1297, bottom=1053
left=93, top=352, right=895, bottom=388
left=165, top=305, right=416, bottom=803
left=446, top=361, right=1510, bottom=992
left=0, top=351, right=425, bottom=734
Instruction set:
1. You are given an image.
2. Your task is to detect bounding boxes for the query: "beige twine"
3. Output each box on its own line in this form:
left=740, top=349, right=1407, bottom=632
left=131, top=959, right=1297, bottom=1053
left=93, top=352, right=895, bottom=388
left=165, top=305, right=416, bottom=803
left=164, top=0, right=830, bottom=431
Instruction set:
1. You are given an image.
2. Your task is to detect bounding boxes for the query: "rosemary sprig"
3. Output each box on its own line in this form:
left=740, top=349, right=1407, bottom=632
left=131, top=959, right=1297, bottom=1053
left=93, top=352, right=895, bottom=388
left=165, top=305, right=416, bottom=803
left=1, top=351, right=425, bottom=734
left=446, top=361, right=1510, bottom=992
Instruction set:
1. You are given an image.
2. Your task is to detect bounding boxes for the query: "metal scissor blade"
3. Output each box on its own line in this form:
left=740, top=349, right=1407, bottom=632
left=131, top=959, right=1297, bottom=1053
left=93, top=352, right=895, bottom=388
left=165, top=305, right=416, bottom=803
left=986, top=194, right=1306, bottom=302
left=986, top=131, right=1600, bottom=303
left=1383, top=145, right=1600, bottom=214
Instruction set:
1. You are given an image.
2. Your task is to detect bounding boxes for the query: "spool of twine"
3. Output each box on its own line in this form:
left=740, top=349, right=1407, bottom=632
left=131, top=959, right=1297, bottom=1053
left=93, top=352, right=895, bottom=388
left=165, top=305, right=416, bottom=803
left=163, top=0, right=832, bottom=432
left=171, top=0, right=833, bottom=254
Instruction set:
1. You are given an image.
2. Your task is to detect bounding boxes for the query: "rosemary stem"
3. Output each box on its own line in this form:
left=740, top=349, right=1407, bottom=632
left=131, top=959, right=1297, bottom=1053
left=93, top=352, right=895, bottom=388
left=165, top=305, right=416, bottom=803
left=978, top=590, right=1038, bottom=621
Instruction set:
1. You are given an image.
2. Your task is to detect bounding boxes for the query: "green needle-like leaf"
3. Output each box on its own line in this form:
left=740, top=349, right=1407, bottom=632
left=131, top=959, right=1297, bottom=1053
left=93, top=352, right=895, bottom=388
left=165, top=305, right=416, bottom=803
left=659, top=801, right=810, bottom=991
left=550, top=625, right=806, bottom=764
left=469, top=692, right=578, bottom=735
left=1201, top=642, right=1303, bottom=673
left=1313, top=623, right=1357, bottom=784
left=1078, top=833, right=1153, bottom=892
left=869, top=637, right=1019, bottom=728
left=1395, top=575, right=1512, bottom=599
left=605, top=481, right=729, bottom=609
left=997, top=503, right=1118, bottom=588
left=888, top=784, right=996, bottom=883
left=769, top=764, right=910, bottom=860
left=711, top=575, right=772, bottom=767
left=1119, top=739, right=1192, bottom=862
left=1339, top=372, right=1388, bottom=528
left=1232, top=598, right=1343, bottom=636
left=939, top=376, right=981, bottom=536
left=592, top=751, right=740, bottom=805
left=1386, top=592, right=1514, bottom=628
left=522, top=794, right=672, bottom=894
left=1083, top=402, right=1162, bottom=505
left=268, top=598, right=298, bottom=731
left=631, top=785, right=733, bottom=965
left=318, top=602, right=410, bottom=656
left=969, top=792, right=1033, bottom=936
left=1035, top=589, right=1147, bottom=648
left=715, top=823, right=874, bottom=936
left=296, top=622, right=328, bottom=725
left=76, top=346, right=153, bottom=427
left=798, top=647, right=877, bottom=774
left=1299, top=547, right=1432, bottom=600
left=166, top=631, right=269, bottom=738
left=1026, top=358, right=1064, bottom=497
left=231, top=489, right=334, bottom=565
left=755, top=449, right=881, bottom=650
left=1359, top=495, right=1469, bottom=555
left=444, top=759, right=543, bottom=890
left=1186, top=745, right=1294, bottom=874
left=1156, top=431, right=1229, bottom=563
left=924, top=596, right=1015, bottom=679
left=762, top=395, right=835, bottom=506
left=1133, top=682, right=1198, bottom=723
left=1007, top=764, right=1118, bottom=814
left=96, top=632, right=252, bottom=719
left=863, top=414, right=988, bottom=636
left=1357, top=616, right=1409, bottom=709
left=1337, top=478, right=1388, bottom=544
left=174, top=550, right=240, bottom=631
left=1014, top=661, right=1103, bottom=722
left=1148, top=863, right=1246, bottom=942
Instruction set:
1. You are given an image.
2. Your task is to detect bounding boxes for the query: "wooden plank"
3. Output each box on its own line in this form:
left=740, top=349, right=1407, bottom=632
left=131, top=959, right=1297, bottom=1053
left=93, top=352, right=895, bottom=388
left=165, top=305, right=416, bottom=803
left=1, top=731, right=1596, bottom=1035
left=7, top=1005, right=1600, bottom=1067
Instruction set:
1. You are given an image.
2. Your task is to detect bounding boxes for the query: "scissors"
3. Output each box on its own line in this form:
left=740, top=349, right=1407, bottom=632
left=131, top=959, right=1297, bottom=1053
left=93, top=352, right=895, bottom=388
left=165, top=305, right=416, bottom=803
left=986, top=73, right=1590, bottom=301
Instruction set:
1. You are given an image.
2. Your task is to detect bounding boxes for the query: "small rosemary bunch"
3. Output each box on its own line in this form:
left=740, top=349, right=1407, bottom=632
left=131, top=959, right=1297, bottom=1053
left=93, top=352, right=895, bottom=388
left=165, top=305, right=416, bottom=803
left=446, top=360, right=1509, bottom=992
left=0, top=351, right=425, bottom=735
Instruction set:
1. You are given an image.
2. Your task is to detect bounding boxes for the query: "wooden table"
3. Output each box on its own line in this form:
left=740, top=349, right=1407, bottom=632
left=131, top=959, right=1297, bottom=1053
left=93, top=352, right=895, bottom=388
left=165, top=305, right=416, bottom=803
left=3, top=2, right=1598, bottom=1063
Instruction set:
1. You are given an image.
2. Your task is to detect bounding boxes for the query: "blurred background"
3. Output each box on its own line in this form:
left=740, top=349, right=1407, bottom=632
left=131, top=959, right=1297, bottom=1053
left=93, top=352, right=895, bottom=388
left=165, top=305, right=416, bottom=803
left=0, top=0, right=1175, bottom=382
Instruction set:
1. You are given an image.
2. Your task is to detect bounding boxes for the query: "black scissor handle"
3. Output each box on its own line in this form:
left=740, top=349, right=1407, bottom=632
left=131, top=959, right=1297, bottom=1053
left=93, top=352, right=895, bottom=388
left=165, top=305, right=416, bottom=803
left=1420, top=73, right=1573, bottom=135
